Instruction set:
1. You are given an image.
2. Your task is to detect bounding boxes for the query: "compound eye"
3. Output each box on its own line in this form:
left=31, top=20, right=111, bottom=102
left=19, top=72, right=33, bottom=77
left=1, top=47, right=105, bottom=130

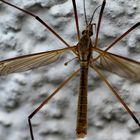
left=89, top=31, right=93, bottom=36
left=82, top=30, right=86, bottom=35
left=82, top=30, right=93, bottom=36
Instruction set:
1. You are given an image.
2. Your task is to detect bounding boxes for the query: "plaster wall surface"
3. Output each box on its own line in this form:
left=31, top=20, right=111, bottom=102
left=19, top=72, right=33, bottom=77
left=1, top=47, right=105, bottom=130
left=0, top=0, right=140, bottom=140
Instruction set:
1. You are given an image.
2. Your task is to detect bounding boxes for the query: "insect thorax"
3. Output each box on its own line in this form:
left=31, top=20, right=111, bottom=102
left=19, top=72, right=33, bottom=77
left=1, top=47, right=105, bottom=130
left=77, top=34, right=92, bottom=62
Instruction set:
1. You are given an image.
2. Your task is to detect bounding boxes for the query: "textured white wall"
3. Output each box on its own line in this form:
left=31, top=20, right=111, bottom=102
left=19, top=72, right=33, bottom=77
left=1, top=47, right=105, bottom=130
left=0, top=0, right=140, bottom=140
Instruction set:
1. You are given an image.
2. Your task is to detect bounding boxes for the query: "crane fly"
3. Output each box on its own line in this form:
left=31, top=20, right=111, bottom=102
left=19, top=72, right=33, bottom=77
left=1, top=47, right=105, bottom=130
left=0, top=0, right=140, bottom=139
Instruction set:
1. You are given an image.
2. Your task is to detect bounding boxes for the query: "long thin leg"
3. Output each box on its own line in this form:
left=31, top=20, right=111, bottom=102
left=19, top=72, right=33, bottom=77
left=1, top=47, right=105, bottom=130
left=91, top=65, right=140, bottom=127
left=104, top=22, right=140, bottom=52
left=93, top=22, right=140, bottom=63
left=72, top=0, right=80, bottom=41
left=83, top=0, right=88, bottom=25
left=0, top=0, right=71, bottom=48
left=28, top=69, right=80, bottom=140
left=94, top=0, right=106, bottom=48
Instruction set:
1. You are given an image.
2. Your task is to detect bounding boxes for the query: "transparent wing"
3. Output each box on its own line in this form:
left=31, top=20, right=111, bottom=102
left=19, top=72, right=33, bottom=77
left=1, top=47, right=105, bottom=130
left=91, top=48, right=140, bottom=81
left=0, top=47, right=75, bottom=75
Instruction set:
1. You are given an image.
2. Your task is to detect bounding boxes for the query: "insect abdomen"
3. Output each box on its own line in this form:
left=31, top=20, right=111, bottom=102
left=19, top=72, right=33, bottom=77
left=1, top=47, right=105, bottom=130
left=76, top=65, right=88, bottom=138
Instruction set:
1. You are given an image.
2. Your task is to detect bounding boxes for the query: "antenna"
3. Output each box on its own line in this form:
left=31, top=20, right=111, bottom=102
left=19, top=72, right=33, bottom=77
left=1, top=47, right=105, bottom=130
left=89, top=5, right=102, bottom=25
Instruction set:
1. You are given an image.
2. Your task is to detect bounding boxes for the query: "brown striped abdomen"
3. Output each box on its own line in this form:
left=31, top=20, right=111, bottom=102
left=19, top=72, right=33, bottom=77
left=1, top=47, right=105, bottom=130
left=76, top=65, right=88, bottom=138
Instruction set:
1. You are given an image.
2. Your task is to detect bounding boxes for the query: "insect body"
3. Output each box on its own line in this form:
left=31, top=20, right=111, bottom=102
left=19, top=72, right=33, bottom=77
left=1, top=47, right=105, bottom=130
left=0, top=0, right=140, bottom=140
left=76, top=24, right=93, bottom=137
